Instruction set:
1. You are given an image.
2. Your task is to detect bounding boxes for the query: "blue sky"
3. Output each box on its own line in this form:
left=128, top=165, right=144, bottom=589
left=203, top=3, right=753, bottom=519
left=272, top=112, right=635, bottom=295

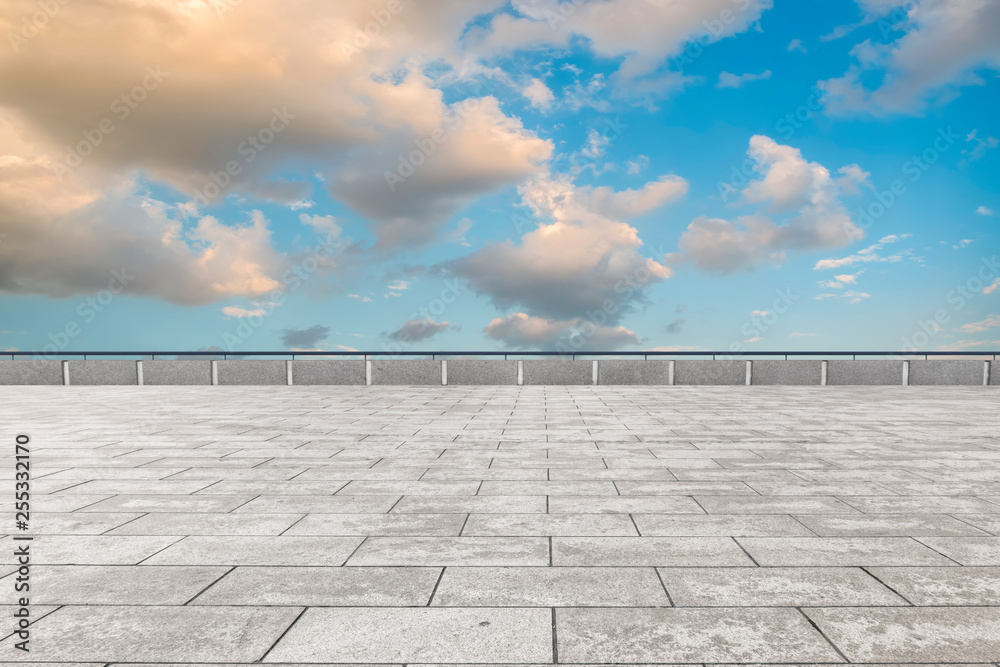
left=0, top=0, right=998, bottom=354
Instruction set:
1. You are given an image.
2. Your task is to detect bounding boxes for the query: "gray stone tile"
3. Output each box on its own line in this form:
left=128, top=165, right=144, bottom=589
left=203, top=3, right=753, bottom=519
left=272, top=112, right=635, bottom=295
left=432, top=566, right=669, bottom=606
left=143, top=536, right=363, bottom=565
left=633, top=514, right=815, bottom=536
left=806, top=607, right=1000, bottom=662
left=556, top=607, right=843, bottom=663
left=392, top=495, right=547, bottom=513
left=552, top=537, right=755, bottom=566
left=917, top=537, right=1000, bottom=565
left=194, top=566, right=441, bottom=606
left=337, top=481, right=482, bottom=495
left=78, top=494, right=255, bottom=513
left=232, top=495, right=401, bottom=513
left=739, top=537, right=958, bottom=566
left=462, top=513, right=638, bottom=536
left=696, top=495, right=860, bottom=514
left=548, top=495, right=705, bottom=513
left=263, top=607, right=553, bottom=663
left=108, top=512, right=300, bottom=535
left=796, top=513, right=993, bottom=536
left=30, top=565, right=229, bottom=604
left=868, top=566, right=1000, bottom=605
left=616, top=481, right=759, bottom=495
left=283, top=513, right=466, bottom=536
left=659, top=566, right=906, bottom=606
left=0, top=605, right=302, bottom=662
left=952, top=514, right=1000, bottom=534
left=30, top=512, right=144, bottom=535
left=838, top=495, right=1000, bottom=513
left=346, top=537, right=549, bottom=566
left=0, top=535, right=180, bottom=565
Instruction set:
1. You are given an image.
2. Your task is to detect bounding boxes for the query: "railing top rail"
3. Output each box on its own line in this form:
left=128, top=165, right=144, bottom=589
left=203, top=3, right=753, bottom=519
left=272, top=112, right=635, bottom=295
left=4, top=350, right=998, bottom=358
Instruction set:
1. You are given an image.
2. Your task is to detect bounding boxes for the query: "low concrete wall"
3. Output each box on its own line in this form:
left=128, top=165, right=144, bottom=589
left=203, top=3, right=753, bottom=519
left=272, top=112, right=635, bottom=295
left=0, top=360, right=63, bottom=385
left=371, top=359, right=441, bottom=385
left=598, top=360, right=671, bottom=385
left=827, top=360, right=904, bottom=386
left=293, top=360, right=365, bottom=385
left=908, top=360, right=985, bottom=386
left=143, top=360, right=212, bottom=385
left=68, top=360, right=138, bottom=385
left=522, top=360, right=593, bottom=385
left=217, top=360, right=286, bottom=386
left=752, top=360, right=822, bottom=386
left=0, top=359, right=994, bottom=386
left=446, top=360, right=517, bottom=385
left=674, top=360, right=746, bottom=385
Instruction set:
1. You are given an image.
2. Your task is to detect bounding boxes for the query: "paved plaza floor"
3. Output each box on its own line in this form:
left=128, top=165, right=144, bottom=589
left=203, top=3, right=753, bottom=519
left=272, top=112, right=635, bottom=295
left=2, top=385, right=999, bottom=665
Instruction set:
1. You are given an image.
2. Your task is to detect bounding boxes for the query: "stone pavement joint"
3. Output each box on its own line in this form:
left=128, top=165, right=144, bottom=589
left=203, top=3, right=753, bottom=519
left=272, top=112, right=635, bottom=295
left=1, top=385, right=999, bottom=664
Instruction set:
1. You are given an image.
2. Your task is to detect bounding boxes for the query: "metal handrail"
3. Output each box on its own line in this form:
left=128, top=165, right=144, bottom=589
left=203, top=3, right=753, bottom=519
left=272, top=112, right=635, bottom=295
left=4, top=350, right=998, bottom=360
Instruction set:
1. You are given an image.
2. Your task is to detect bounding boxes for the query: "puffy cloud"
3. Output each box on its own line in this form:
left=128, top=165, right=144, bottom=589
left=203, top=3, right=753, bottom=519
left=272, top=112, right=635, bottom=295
left=717, top=70, right=772, bottom=89
left=280, top=325, right=332, bottom=348
left=986, top=278, right=1000, bottom=295
left=448, top=173, right=681, bottom=321
left=333, top=96, right=552, bottom=247
left=387, top=318, right=457, bottom=342
left=672, top=136, right=865, bottom=273
left=483, top=312, right=641, bottom=350
left=522, top=78, right=555, bottom=109
left=820, top=0, right=1000, bottom=115
left=470, top=0, right=772, bottom=96
left=787, top=38, right=807, bottom=53
left=0, top=0, right=563, bottom=298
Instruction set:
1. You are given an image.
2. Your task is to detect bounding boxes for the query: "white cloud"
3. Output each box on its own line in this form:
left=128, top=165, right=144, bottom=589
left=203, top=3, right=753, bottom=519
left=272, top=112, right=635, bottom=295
left=959, top=315, right=1000, bottom=333
left=820, top=0, right=1000, bottom=115
left=814, top=234, right=911, bottom=270
left=816, top=290, right=871, bottom=303
left=787, top=38, right=807, bottom=53
left=751, top=310, right=772, bottom=317
left=222, top=306, right=268, bottom=319
left=522, top=78, right=555, bottom=110
left=347, top=294, right=372, bottom=302
left=961, top=129, right=999, bottom=166
left=483, top=312, right=641, bottom=350
left=977, top=206, right=995, bottom=216
left=672, top=135, right=866, bottom=273
left=937, top=338, right=1000, bottom=350
left=626, top=155, right=650, bottom=175
left=449, top=173, right=680, bottom=321
left=953, top=239, right=973, bottom=249
left=717, top=70, right=772, bottom=89
left=986, top=278, right=1000, bottom=294
left=387, top=318, right=457, bottom=343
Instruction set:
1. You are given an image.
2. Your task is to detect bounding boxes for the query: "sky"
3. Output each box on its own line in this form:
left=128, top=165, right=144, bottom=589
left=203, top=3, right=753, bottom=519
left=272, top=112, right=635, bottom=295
left=0, top=0, right=998, bottom=356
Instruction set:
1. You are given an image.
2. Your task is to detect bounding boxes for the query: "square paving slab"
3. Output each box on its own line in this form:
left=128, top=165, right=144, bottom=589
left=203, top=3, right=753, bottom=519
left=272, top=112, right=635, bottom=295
left=2, top=384, right=998, bottom=664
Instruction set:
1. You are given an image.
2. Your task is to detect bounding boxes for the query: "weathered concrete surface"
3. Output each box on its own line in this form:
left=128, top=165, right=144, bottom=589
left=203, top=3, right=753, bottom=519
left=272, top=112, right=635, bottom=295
left=908, top=359, right=985, bottom=385
left=292, top=360, right=365, bottom=385
left=0, top=360, right=63, bottom=385
left=370, top=359, right=441, bottom=385
left=216, top=360, right=286, bottom=386
left=142, top=360, right=212, bottom=386
left=597, top=360, right=671, bottom=385
left=751, top=360, right=822, bottom=385
left=67, top=360, right=137, bottom=385
left=3, top=385, right=998, bottom=663
left=445, top=359, right=518, bottom=385
left=522, top=359, right=593, bottom=385
left=673, top=360, right=746, bottom=385
left=827, top=360, right=904, bottom=385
